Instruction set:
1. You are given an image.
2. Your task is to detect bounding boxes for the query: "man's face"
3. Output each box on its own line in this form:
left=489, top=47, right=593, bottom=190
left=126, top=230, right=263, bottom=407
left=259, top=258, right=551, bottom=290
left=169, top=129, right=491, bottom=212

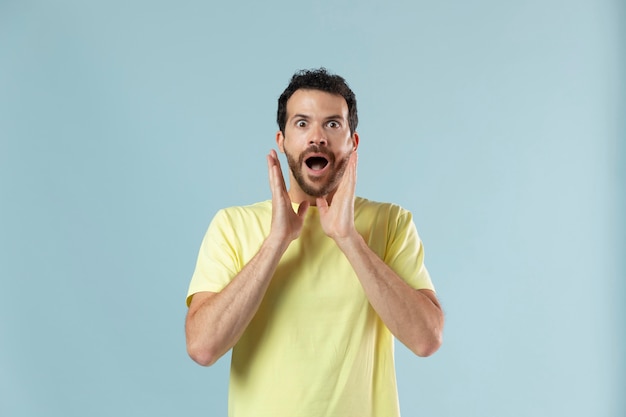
left=277, top=89, right=358, bottom=198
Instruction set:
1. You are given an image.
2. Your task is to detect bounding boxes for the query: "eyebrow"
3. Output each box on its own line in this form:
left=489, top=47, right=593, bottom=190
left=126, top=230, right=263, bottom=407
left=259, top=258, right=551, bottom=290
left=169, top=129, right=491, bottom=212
left=290, top=113, right=345, bottom=121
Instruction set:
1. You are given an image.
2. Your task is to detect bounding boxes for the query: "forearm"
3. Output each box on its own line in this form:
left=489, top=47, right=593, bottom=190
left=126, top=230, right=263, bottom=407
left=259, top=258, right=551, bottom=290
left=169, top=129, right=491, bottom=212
left=185, top=235, right=288, bottom=366
left=335, top=232, right=444, bottom=357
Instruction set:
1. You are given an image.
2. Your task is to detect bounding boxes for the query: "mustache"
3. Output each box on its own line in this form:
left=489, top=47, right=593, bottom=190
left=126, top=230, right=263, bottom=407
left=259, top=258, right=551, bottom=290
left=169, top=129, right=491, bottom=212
left=300, top=145, right=335, bottom=162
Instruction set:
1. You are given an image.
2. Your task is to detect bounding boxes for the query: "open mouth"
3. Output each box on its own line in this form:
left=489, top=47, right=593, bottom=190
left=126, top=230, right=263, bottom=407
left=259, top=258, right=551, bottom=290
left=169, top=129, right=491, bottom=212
left=305, top=156, right=329, bottom=171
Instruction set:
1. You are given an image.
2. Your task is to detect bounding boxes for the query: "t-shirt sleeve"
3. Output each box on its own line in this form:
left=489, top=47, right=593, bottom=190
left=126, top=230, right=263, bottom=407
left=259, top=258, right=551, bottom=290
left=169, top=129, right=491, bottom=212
left=384, top=209, right=435, bottom=292
left=186, top=209, right=241, bottom=306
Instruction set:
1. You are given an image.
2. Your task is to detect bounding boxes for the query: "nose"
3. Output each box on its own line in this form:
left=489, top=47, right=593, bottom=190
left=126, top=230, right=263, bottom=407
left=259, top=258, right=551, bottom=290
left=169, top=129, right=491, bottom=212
left=309, top=124, right=327, bottom=146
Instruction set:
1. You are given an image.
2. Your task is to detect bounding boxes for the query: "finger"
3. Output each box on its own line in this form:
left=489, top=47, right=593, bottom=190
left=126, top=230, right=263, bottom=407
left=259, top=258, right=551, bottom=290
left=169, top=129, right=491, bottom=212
left=268, top=148, right=278, bottom=165
left=269, top=149, right=289, bottom=191
left=348, top=151, right=357, bottom=179
left=267, top=154, right=274, bottom=184
left=347, top=151, right=358, bottom=191
left=267, top=153, right=278, bottom=193
left=267, top=150, right=285, bottom=191
left=297, top=201, right=310, bottom=218
left=336, top=152, right=357, bottom=197
left=268, top=155, right=286, bottom=203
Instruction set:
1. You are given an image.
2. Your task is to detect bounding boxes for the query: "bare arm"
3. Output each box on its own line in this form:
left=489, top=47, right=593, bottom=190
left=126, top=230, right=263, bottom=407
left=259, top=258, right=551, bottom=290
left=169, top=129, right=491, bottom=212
left=185, top=150, right=309, bottom=366
left=334, top=234, right=443, bottom=356
left=317, top=152, right=444, bottom=356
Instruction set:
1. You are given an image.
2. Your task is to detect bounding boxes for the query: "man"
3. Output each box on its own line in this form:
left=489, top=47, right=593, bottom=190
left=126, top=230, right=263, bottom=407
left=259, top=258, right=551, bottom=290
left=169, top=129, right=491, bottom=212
left=185, top=68, right=444, bottom=417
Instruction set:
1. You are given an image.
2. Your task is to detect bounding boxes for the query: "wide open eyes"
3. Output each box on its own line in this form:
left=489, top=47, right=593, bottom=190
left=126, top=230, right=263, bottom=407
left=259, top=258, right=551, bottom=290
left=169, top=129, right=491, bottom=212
left=292, top=119, right=343, bottom=131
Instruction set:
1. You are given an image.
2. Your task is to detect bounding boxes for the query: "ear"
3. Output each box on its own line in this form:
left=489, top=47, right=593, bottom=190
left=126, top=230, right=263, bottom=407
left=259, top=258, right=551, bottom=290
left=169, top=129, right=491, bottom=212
left=351, top=132, right=360, bottom=151
left=276, top=131, right=285, bottom=153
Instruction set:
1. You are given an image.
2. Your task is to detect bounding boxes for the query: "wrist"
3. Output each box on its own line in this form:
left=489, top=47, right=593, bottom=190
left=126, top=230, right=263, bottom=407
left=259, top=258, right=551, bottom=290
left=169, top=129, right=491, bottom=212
left=264, top=230, right=292, bottom=255
left=332, top=228, right=363, bottom=252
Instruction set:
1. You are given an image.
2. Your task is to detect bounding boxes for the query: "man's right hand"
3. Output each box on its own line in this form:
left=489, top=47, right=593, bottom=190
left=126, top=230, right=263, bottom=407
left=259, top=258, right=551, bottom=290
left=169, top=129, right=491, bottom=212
left=187, top=150, right=305, bottom=366
left=267, top=149, right=309, bottom=245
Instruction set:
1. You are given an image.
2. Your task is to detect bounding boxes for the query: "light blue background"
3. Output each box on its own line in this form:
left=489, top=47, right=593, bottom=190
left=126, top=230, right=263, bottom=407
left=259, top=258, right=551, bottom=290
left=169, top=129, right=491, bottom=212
left=1, top=0, right=623, bottom=416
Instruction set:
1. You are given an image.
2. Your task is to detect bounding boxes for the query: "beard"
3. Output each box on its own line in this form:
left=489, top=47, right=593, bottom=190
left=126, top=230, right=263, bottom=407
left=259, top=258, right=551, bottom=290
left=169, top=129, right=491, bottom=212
left=285, top=145, right=351, bottom=198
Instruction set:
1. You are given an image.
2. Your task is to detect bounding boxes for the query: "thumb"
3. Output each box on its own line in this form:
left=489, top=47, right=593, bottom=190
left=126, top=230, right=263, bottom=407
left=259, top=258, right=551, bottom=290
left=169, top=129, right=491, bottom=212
left=316, top=197, right=329, bottom=214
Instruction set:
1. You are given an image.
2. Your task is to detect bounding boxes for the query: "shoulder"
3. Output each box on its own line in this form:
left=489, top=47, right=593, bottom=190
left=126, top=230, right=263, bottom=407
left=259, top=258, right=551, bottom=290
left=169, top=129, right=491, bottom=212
left=205, top=201, right=272, bottom=236
left=214, top=200, right=272, bottom=223
left=354, top=197, right=419, bottom=241
left=204, top=200, right=271, bottom=244
left=354, top=196, right=412, bottom=220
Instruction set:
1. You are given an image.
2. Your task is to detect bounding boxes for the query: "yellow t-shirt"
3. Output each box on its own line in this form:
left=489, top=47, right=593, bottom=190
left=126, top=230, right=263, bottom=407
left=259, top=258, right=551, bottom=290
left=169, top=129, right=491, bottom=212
left=187, top=197, right=434, bottom=417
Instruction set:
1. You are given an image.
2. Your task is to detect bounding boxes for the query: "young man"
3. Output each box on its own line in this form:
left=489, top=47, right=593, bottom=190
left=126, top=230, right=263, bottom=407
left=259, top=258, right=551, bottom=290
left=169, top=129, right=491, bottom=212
left=185, top=68, right=444, bottom=417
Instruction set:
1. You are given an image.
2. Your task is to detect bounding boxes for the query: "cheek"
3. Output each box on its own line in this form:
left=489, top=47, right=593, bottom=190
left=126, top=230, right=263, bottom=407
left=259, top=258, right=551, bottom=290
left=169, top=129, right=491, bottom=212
left=282, top=133, right=307, bottom=152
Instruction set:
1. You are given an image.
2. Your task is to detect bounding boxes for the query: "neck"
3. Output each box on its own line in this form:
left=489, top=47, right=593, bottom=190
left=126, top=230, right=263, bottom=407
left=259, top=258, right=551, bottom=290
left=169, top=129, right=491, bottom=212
left=287, top=189, right=336, bottom=206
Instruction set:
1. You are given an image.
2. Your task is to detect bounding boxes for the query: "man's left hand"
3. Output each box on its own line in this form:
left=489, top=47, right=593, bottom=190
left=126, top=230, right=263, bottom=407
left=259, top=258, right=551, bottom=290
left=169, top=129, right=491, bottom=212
left=317, top=151, right=358, bottom=241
